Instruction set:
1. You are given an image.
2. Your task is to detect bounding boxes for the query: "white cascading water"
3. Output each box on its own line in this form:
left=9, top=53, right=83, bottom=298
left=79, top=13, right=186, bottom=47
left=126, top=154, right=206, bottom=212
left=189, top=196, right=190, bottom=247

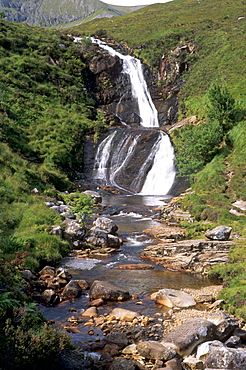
left=90, top=38, right=176, bottom=195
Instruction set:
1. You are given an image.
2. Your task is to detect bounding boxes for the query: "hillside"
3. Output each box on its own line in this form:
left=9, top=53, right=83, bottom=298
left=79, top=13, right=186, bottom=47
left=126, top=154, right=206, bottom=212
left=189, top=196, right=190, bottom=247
left=0, top=0, right=143, bottom=28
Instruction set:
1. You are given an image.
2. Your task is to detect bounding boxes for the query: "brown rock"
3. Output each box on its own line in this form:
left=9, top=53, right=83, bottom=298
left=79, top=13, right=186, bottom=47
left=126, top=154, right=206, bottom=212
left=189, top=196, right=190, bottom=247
left=90, top=280, right=130, bottom=302
left=136, top=340, right=176, bottom=360
left=81, top=306, right=98, bottom=318
left=115, top=263, right=154, bottom=270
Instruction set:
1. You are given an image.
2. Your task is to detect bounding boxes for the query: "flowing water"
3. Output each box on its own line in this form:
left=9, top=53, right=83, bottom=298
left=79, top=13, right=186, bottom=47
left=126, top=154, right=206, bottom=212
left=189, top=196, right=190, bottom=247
left=40, top=40, right=219, bottom=342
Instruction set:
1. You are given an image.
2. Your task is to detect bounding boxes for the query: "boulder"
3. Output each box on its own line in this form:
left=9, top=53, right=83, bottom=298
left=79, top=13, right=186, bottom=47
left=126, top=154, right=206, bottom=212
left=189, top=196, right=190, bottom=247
left=205, top=225, right=232, bottom=241
left=196, top=340, right=225, bottom=361
left=63, top=219, right=86, bottom=240
left=209, top=312, right=239, bottom=341
left=56, top=267, right=72, bottom=281
left=50, top=225, right=63, bottom=237
left=86, top=227, right=108, bottom=247
left=20, top=269, right=37, bottom=282
left=136, top=340, right=176, bottom=361
left=62, top=280, right=82, bottom=298
left=161, top=319, right=217, bottom=356
left=93, top=217, right=118, bottom=235
left=151, top=288, right=196, bottom=308
left=41, top=289, right=60, bottom=306
left=90, top=280, right=130, bottom=301
left=107, top=234, right=122, bottom=248
left=164, top=358, right=183, bottom=370
left=83, top=190, right=102, bottom=203
left=204, top=347, right=246, bottom=369
left=111, top=308, right=140, bottom=321
left=104, top=332, right=128, bottom=350
left=39, top=266, right=55, bottom=277
left=109, top=358, right=137, bottom=370
left=81, top=306, right=98, bottom=318
left=183, top=356, right=204, bottom=370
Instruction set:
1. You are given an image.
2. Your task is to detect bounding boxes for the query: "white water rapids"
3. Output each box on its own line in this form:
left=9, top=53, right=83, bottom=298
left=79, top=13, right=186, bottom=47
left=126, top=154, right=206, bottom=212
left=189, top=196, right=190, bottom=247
left=90, top=38, right=176, bottom=196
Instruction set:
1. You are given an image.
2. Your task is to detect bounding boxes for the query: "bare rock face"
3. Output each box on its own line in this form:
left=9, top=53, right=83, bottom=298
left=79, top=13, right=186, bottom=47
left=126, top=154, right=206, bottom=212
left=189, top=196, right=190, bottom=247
left=161, top=319, right=217, bottom=356
left=205, top=225, right=232, bottom=240
left=142, top=224, right=185, bottom=242
left=136, top=340, right=176, bottom=361
left=90, top=280, right=130, bottom=302
left=204, top=346, right=246, bottom=369
left=151, top=288, right=196, bottom=308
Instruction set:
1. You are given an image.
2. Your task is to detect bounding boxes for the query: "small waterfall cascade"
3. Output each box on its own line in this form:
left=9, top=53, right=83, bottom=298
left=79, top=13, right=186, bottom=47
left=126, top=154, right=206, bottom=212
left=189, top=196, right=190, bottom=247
left=91, top=38, right=176, bottom=195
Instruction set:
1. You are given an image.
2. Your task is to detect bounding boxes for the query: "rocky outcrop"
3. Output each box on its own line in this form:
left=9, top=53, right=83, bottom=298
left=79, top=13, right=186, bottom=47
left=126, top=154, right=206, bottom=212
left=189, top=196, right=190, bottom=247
left=141, top=238, right=234, bottom=274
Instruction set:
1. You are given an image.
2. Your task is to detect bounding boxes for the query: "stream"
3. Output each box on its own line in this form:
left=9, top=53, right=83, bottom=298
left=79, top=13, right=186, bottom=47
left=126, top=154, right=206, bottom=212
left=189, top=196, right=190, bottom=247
left=40, top=194, right=217, bottom=345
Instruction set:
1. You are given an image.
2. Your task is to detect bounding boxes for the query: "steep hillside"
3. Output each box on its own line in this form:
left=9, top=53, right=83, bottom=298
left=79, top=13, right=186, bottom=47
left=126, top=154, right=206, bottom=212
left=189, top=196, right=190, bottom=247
left=0, top=0, right=142, bottom=28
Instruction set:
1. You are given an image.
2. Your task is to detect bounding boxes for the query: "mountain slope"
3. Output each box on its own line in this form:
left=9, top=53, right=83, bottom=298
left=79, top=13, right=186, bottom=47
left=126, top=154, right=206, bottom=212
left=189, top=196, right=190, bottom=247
left=0, top=0, right=142, bottom=28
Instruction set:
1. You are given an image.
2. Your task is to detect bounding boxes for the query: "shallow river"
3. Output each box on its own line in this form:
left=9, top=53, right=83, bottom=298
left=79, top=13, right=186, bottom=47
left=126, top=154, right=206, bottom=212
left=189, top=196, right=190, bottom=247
left=40, top=194, right=218, bottom=343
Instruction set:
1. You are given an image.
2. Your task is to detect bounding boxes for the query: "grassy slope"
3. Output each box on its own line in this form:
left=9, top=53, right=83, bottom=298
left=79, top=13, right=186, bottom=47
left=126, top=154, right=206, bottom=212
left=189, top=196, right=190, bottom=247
left=68, top=0, right=246, bottom=319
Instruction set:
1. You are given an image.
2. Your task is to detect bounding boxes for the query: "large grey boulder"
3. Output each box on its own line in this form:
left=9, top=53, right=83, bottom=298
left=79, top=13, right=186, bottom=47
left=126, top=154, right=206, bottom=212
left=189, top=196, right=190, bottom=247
left=151, top=288, right=196, bottom=308
left=90, top=280, right=130, bottom=302
left=136, top=340, right=176, bottom=360
left=204, top=347, right=246, bottom=369
left=93, top=217, right=118, bottom=235
left=205, top=225, right=232, bottom=240
left=161, top=319, right=217, bottom=356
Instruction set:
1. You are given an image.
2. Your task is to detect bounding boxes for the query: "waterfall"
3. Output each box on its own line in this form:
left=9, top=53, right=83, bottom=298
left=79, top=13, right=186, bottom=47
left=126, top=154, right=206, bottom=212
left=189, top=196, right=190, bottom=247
left=90, top=38, right=176, bottom=196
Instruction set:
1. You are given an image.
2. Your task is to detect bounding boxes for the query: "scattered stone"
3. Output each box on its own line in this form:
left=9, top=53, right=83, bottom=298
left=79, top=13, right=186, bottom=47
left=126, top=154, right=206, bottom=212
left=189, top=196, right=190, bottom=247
left=205, top=225, right=232, bottom=241
left=90, top=298, right=104, bottom=307
left=151, top=288, right=196, bottom=308
left=90, top=280, right=130, bottom=302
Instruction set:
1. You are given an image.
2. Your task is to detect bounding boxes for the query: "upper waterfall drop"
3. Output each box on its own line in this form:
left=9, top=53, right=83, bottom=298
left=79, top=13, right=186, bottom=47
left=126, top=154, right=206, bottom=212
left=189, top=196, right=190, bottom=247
left=91, top=38, right=159, bottom=128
